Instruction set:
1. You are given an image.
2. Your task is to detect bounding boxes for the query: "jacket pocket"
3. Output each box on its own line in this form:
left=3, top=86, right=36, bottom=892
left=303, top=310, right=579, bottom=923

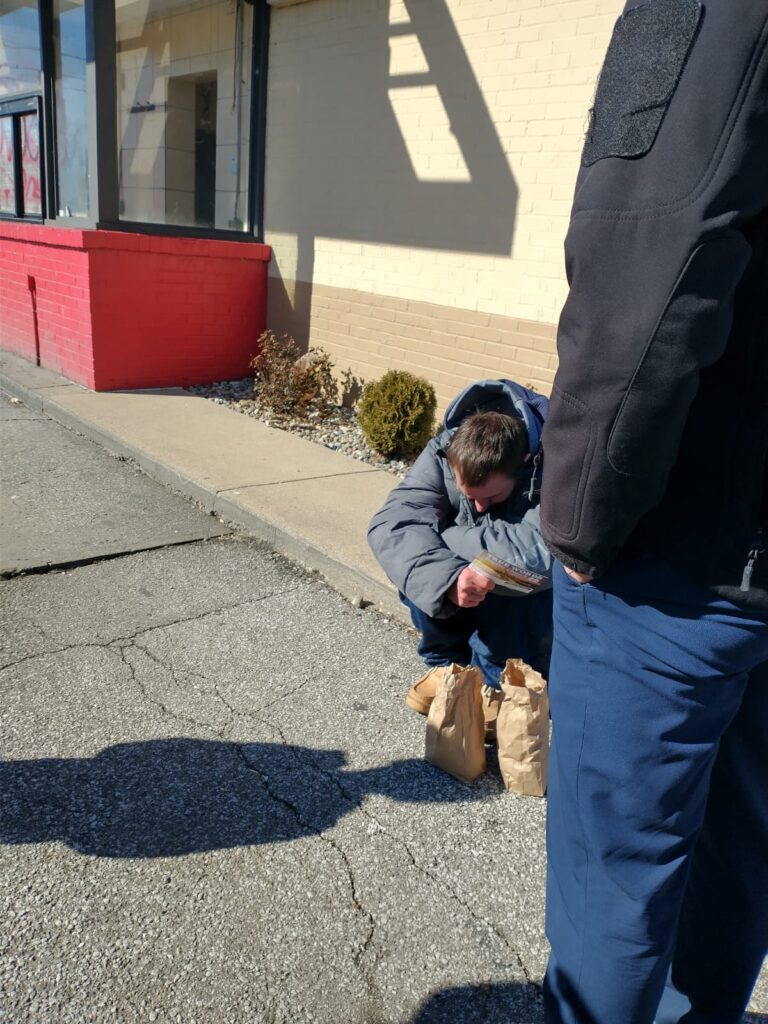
left=607, top=235, right=752, bottom=480
left=582, top=0, right=702, bottom=167
left=541, top=386, right=596, bottom=542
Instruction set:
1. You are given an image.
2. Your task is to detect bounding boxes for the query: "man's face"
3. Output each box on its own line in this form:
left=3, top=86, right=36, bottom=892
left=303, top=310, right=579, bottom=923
left=454, top=470, right=517, bottom=514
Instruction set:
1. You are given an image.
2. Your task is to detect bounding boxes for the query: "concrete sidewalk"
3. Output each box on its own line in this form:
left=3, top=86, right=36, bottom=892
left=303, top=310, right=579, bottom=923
left=0, top=350, right=404, bottom=621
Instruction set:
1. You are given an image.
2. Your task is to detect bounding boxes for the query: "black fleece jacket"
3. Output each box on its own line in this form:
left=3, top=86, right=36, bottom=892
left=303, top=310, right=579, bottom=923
left=540, top=0, right=768, bottom=610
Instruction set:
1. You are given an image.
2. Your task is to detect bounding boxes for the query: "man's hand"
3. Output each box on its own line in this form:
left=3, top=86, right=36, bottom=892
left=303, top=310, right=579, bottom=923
left=448, top=567, right=495, bottom=608
left=563, top=566, right=593, bottom=585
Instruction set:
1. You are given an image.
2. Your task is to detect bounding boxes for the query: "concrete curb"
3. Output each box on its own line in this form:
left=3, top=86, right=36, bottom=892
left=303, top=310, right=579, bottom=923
left=0, top=357, right=409, bottom=627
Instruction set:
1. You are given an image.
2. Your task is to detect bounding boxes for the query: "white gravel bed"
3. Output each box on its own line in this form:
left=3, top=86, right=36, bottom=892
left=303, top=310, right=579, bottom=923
left=186, top=378, right=411, bottom=478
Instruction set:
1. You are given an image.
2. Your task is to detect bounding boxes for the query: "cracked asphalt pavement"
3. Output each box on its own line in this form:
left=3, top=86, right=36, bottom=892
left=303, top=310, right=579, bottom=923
left=2, top=393, right=765, bottom=1024
left=0, top=393, right=549, bottom=1024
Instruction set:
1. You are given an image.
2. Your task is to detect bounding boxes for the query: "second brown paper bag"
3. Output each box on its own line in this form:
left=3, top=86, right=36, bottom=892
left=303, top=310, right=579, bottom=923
left=497, top=659, right=549, bottom=797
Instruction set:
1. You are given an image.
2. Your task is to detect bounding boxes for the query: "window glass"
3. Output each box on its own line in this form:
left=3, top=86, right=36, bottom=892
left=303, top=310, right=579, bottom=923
left=53, top=0, right=88, bottom=217
left=20, top=109, right=40, bottom=214
left=0, top=1, right=43, bottom=98
left=0, top=115, right=16, bottom=213
left=115, top=0, right=253, bottom=232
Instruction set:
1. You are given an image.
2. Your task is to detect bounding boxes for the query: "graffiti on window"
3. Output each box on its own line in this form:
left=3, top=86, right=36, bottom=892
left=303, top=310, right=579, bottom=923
left=0, top=113, right=42, bottom=216
left=0, top=118, right=15, bottom=213
left=21, top=114, right=42, bottom=214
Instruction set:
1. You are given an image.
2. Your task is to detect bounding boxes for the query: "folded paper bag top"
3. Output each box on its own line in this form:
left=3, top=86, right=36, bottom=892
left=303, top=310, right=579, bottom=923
left=425, top=664, right=486, bottom=784
left=497, top=659, right=549, bottom=797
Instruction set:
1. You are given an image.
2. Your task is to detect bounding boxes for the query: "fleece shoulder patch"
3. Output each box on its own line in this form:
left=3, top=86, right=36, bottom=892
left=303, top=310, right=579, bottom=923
left=582, top=0, right=702, bottom=167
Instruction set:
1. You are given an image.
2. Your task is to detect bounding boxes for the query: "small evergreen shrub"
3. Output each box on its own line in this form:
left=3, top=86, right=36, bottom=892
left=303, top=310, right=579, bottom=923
left=357, top=370, right=437, bottom=459
left=250, top=331, right=338, bottom=417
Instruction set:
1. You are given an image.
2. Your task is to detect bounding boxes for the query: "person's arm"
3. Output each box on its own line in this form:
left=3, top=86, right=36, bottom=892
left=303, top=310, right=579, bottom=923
left=540, top=0, right=768, bottom=576
left=367, top=441, right=468, bottom=617
left=440, top=505, right=553, bottom=582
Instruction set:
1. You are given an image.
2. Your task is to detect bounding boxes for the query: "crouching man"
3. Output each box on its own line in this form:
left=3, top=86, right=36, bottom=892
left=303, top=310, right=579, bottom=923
left=368, top=378, right=553, bottom=717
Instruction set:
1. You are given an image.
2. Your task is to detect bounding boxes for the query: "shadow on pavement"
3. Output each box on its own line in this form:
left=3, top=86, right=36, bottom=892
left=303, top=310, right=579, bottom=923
left=407, top=984, right=768, bottom=1024
left=0, top=738, right=499, bottom=858
left=410, top=981, right=544, bottom=1024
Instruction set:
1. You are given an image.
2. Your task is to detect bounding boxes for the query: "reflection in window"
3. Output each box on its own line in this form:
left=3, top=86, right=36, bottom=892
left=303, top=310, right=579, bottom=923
left=53, top=0, right=88, bottom=217
left=0, top=100, right=42, bottom=219
left=0, top=1, right=42, bottom=98
left=19, top=110, right=40, bottom=214
left=115, top=0, right=253, bottom=232
left=0, top=116, right=15, bottom=213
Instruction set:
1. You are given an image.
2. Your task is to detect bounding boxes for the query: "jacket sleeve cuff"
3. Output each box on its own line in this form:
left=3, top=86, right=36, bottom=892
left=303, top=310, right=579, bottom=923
left=543, top=540, right=599, bottom=578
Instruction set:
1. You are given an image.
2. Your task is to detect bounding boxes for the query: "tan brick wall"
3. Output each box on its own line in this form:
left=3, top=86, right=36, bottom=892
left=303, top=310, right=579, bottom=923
left=264, top=0, right=621, bottom=398
left=270, top=280, right=557, bottom=412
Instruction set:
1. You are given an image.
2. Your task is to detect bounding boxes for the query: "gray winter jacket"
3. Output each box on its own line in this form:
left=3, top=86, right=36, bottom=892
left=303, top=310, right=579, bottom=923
left=368, top=380, right=553, bottom=618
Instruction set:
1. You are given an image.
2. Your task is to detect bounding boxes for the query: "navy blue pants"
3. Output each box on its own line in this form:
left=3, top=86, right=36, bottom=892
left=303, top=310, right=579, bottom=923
left=544, top=558, right=768, bottom=1024
left=401, top=590, right=552, bottom=687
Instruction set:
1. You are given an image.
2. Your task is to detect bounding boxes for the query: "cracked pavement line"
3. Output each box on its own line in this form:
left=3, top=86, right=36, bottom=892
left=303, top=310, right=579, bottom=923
left=0, top=588, right=303, bottom=675
left=106, top=621, right=376, bottom=998
left=100, top=628, right=383, bottom=1002
left=3, top=556, right=537, bottom=1003
left=0, top=537, right=224, bottom=582
left=115, top=629, right=319, bottom=740
left=221, top=675, right=314, bottom=728
left=115, top=643, right=228, bottom=736
left=233, top=737, right=382, bottom=1008
left=117, top=626, right=533, bottom=990
left=263, top=723, right=532, bottom=984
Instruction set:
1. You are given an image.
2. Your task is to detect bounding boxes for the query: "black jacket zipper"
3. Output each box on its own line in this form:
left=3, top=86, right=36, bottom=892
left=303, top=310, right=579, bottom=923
left=740, top=528, right=765, bottom=592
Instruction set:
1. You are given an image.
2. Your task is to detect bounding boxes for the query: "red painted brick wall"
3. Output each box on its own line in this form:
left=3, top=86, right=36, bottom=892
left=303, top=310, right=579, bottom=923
left=0, top=222, right=271, bottom=390
left=0, top=223, right=96, bottom=387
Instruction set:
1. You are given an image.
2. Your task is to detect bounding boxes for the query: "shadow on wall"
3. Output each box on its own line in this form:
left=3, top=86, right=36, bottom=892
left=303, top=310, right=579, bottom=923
left=0, top=738, right=494, bottom=858
left=267, top=0, right=518, bottom=350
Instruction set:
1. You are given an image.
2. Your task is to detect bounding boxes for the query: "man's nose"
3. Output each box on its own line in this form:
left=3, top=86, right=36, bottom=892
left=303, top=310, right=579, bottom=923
left=474, top=498, right=490, bottom=513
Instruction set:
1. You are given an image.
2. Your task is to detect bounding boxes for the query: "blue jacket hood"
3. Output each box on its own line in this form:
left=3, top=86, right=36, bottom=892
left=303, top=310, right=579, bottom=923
left=443, top=379, right=548, bottom=456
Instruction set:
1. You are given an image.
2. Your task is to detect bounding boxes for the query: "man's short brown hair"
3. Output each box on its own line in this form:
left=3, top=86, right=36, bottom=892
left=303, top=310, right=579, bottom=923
left=446, top=411, right=527, bottom=487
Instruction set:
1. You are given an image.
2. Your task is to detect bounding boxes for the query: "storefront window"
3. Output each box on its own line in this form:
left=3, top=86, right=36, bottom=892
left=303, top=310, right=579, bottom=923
left=0, top=114, right=15, bottom=212
left=0, top=0, right=42, bottom=98
left=53, top=0, right=88, bottom=217
left=1, top=2, right=43, bottom=219
left=0, top=97, right=41, bottom=219
left=115, top=0, right=253, bottom=232
left=19, top=108, right=40, bottom=214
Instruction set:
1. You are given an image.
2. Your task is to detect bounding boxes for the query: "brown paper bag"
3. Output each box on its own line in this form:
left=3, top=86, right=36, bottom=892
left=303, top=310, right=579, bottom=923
left=425, top=664, right=486, bottom=783
left=497, top=659, right=549, bottom=797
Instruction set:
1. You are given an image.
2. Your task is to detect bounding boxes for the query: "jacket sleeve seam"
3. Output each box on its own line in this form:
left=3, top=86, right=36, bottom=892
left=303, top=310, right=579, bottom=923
left=606, top=243, right=703, bottom=478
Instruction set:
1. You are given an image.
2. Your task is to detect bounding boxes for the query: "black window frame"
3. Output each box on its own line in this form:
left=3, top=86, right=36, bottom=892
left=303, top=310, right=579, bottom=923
left=0, top=95, right=46, bottom=222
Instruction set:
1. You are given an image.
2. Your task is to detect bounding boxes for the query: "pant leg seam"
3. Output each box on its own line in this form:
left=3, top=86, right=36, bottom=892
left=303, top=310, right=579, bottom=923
left=575, top=582, right=597, bottom=992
